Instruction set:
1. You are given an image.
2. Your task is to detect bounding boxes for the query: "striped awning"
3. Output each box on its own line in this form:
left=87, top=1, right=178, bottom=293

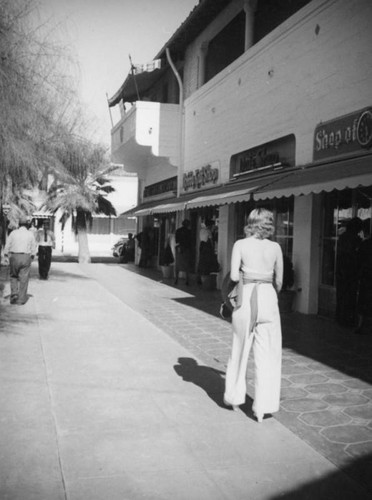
left=254, top=154, right=372, bottom=200
left=126, top=154, right=372, bottom=216
left=152, top=201, right=187, bottom=213
left=186, top=187, right=258, bottom=209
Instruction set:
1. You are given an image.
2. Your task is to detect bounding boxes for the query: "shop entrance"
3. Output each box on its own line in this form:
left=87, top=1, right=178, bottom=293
left=319, top=186, right=372, bottom=318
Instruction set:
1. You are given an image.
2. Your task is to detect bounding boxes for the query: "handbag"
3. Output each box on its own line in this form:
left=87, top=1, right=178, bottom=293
left=219, top=272, right=243, bottom=320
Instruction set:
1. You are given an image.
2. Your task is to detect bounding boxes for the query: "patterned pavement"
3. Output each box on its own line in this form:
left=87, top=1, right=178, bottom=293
left=84, top=262, right=372, bottom=495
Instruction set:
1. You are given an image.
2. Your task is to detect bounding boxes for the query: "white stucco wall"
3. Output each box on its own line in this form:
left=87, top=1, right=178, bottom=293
left=182, top=0, right=372, bottom=177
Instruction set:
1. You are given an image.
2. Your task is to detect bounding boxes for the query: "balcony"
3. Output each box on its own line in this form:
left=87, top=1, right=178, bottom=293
left=111, top=101, right=181, bottom=173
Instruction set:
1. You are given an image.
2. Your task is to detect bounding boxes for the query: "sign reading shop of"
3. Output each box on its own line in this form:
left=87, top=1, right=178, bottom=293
left=313, top=107, right=372, bottom=161
left=230, top=134, right=295, bottom=179
left=183, top=162, right=219, bottom=191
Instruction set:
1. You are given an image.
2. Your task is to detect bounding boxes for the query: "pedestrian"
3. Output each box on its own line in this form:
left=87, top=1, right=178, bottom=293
left=138, top=226, right=153, bottom=268
left=335, top=217, right=363, bottom=327
left=36, top=220, right=55, bottom=280
left=3, top=215, right=37, bottom=305
left=197, top=219, right=219, bottom=283
left=224, top=208, right=283, bottom=423
left=120, top=232, right=135, bottom=263
left=174, top=219, right=192, bottom=285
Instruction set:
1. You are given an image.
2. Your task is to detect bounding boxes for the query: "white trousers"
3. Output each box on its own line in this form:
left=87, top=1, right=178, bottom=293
left=224, top=283, right=282, bottom=415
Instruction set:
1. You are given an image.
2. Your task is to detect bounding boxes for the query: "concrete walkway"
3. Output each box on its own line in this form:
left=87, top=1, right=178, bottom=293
left=0, top=262, right=370, bottom=499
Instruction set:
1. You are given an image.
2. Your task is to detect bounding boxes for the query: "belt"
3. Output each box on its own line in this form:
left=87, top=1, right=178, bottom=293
left=10, top=252, right=28, bottom=255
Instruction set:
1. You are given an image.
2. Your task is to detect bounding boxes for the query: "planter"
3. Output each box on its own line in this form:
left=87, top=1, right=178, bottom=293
left=161, top=265, right=174, bottom=279
left=279, top=290, right=296, bottom=313
left=201, top=273, right=217, bottom=291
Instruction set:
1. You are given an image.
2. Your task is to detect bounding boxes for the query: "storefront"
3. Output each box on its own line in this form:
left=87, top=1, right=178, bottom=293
left=253, top=107, right=372, bottom=317
left=131, top=176, right=179, bottom=267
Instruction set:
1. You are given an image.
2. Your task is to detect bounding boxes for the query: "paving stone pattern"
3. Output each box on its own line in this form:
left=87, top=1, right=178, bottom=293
left=82, top=263, right=372, bottom=493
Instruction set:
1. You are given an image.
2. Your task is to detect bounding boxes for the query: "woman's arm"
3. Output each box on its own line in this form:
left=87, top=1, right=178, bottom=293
left=230, top=241, right=241, bottom=282
left=273, top=244, right=284, bottom=292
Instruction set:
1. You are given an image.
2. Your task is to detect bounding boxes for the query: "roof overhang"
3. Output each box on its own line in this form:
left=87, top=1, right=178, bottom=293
left=108, top=0, right=230, bottom=107
left=154, top=0, right=230, bottom=61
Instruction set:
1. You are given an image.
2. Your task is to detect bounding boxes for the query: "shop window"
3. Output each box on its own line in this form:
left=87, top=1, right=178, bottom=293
left=235, top=197, right=294, bottom=258
left=190, top=208, right=219, bottom=272
left=321, top=188, right=372, bottom=287
left=274, top=197, right=293, bottom=257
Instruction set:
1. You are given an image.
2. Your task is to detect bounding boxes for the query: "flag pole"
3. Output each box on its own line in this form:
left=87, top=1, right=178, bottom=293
left=106, top=92, right=114, bottom=127
left=129, top=54, right=141, bottom=101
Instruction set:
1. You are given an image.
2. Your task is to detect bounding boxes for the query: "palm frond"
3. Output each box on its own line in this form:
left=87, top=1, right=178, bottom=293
left=96, top=196, right=116, bottom=216
left=98, top=185, right=115, bottom=194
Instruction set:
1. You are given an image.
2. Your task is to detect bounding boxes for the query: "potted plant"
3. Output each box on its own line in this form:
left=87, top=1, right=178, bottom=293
left=159, top=241, right=174, bottom=279
left=279, top=256, right=296, bottom=313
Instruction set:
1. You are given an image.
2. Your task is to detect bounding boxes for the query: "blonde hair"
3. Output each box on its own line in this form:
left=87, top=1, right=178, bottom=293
left=244, top=208, right=274, bottom=239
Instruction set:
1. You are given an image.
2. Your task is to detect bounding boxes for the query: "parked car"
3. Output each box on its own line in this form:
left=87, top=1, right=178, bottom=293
left=112, top=237, right=127, bottom=257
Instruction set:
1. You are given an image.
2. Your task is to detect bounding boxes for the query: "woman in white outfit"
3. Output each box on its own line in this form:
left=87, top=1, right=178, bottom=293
left=224, top=208, right=283, bottom=422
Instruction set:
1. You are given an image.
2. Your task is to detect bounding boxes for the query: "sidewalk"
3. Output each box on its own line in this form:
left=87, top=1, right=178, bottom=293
left=0, top=262, right=370, bottom=499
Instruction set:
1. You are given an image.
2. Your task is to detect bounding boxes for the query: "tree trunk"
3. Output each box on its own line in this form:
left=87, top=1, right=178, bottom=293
left=77, top=228, right=91, bottom=263
left=76, top=209, right=91, bottom=263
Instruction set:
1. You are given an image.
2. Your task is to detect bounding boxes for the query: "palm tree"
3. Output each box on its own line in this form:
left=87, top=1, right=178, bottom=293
left=0, top=0, right=84, bottom=230
left=47, top=139, right=116, bottom=263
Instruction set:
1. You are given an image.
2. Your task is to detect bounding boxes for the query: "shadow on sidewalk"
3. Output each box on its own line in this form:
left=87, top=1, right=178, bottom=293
left=173, top=357, right=227, bottom=408
left=52, top=255, right=118, bottom=264
left=116, top=263, right=372, bottom=386
left=0, top=303, right=45, bottom=335
left=173, top=357, right=256, bottom=420
left=30, top=266, right=92, bottom=282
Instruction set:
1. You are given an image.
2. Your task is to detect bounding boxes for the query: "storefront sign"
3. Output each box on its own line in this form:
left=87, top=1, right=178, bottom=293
left=313, top=107, right=372, bottom=161
left=144, top=176, right=177, bottom=198
left=183, top=163, right=219, bottom=191
left=231, top=135, right=295, bottom=178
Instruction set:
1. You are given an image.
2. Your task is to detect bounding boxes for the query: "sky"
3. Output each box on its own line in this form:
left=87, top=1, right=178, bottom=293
left=37, top=0, right=198, bottom=147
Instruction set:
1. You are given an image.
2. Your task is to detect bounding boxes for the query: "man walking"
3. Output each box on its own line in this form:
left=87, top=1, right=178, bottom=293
left=36, top=220, right=55, bottom=280
left=4, top=216, right=37, bottom=305
left=174, top=219, right=192, bottom=285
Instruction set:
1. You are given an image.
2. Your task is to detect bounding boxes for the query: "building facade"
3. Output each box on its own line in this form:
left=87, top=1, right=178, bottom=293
left=109, top=0, right=372, bottom=316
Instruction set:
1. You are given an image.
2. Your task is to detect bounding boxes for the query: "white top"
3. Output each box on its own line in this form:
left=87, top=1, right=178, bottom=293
left=230, top=237, right=283, bottom=291
left=199, top=227, right=212, bottom=243
left=4, top=227, right=37, bottom=256
left=36, top=228, right=55, bottom=247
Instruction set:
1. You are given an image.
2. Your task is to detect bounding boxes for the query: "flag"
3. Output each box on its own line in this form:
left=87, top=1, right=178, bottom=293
left=132, top=59, right=162, bottom=75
